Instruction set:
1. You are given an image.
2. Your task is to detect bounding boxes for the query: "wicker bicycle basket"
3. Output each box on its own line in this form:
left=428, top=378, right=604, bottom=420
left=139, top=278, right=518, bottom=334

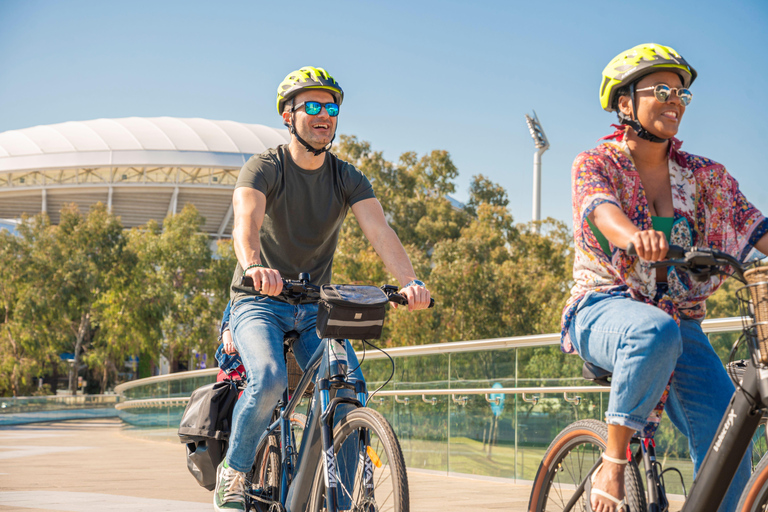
left=286, top=348, right=314, bottom=399
left=743, top=266, right=768, bottom=364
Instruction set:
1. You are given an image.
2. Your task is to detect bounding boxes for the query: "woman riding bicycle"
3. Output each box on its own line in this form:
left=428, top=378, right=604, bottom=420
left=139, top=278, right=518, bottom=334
left=562, top=43, right=768, bottom=512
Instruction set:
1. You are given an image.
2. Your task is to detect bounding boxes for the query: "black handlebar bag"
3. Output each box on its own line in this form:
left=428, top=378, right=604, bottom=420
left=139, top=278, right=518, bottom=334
left=316, top=284, right=388, bottom=339
left=178, top=379, right=241, bottom=490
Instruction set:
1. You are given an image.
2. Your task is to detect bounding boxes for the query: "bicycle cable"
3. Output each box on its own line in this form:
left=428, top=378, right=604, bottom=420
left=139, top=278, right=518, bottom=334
left=362, top=338, right=395, bottom=407
left=660, top=464, right=688, bottom=498
left=345, top=339, right=366, bottom=377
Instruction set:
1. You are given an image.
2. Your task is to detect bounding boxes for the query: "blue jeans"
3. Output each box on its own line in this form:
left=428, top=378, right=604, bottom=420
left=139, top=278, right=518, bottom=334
left=227, top=296, right=363, bottom=474
left=570, top=292, right=750, bottom=512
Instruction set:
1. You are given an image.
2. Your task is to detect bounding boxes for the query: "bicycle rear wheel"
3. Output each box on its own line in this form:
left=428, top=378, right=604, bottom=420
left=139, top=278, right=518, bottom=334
left=308, top=407, right=409, bottom=512
left=527, top=419, right=646, bottom=512
left=737, top=451, right=768, bottom=511
left=247, top=413, right=307, bottom=510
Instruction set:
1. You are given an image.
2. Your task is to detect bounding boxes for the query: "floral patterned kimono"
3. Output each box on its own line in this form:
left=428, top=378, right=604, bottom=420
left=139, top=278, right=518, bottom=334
left=561, top=127, right=768, bottom=435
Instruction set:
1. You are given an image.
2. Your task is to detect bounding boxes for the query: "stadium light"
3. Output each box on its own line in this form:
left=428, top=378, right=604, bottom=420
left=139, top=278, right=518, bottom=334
left=524, top=111, right=550, bottom=231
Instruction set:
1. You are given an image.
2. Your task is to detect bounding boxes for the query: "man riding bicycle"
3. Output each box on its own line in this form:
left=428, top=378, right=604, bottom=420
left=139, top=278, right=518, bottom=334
left=214, top=66, right=432, bottom=512
left=562, top=44, right=768, bottom=512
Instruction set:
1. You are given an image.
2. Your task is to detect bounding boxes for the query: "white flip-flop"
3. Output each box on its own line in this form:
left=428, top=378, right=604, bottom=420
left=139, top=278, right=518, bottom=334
left=585, top=453, right=627, bottom=512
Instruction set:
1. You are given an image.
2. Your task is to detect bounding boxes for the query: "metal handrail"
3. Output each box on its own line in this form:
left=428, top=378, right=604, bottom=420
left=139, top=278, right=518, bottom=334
left=114, top=368, right=218, bottom=393
left=114, top=385, right=607, bottom=410
left=114, top=316, right=746, bottom=395
left=115, top=397, right=190, bottom=410
left=359, top=316, right=745, bottom=360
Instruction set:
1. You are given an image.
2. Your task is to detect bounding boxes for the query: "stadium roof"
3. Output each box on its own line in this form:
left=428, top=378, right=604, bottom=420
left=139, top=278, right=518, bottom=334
left=0, top=117, right=289, bottom=172
left=0, top=117, right=290, bottom=236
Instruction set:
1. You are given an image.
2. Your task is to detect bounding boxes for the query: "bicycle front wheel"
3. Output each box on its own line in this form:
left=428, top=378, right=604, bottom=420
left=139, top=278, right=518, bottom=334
left=527, top=419, right=646, bottom=512
left=308, top=407, right=409, bottom=512
left=737, top=451, right=768, bottom=511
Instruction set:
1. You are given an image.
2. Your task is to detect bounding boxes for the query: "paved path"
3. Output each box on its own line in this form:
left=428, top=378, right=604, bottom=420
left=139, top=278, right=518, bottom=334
left=0, top=419, right=682, bottom=511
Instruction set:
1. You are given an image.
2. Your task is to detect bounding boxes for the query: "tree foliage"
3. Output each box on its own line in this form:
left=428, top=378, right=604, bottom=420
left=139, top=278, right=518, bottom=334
left=0, top=135, right=576, bottom=396
left=0, top=203, right=233, bottom=396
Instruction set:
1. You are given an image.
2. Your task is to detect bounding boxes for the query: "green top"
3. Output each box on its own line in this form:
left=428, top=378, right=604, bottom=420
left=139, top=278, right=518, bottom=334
left=230, top=145, right=375, bottom=302
left=587, top=216, right=674, bottom=257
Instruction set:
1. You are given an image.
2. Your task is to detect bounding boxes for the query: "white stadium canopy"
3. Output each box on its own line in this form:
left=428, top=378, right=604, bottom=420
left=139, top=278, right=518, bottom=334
left=0, top=117, right=290, bottom=237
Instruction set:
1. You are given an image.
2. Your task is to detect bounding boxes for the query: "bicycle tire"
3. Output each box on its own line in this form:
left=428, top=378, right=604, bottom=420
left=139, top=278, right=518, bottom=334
left=307, top=407, right=409, bottom=512
left=527, top=419, right=646, bottom=512
left=247, top=413, right=307, bottom=508
left=737, top=451, right=768, bottom=511
left=248, top=435, right=280, bottom=502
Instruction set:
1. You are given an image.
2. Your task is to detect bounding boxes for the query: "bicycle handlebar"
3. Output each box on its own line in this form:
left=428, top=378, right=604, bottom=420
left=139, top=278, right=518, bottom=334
left=232, top=273, right=435, bottom=307
left=625, top=242, right=747, bottom=283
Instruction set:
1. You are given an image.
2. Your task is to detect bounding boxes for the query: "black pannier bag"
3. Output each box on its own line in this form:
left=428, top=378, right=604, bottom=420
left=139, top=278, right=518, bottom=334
left=316, top=284, right=388, bottom=340
left=178, top=379, right=241, bottom=490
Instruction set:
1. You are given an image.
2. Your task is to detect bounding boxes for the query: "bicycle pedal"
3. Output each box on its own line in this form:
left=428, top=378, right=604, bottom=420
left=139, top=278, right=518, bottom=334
left=245, top=496, right=275, bottom=512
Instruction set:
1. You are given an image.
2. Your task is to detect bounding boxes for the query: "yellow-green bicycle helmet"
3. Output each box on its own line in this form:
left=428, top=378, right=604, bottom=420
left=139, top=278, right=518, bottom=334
left=600, top=43, right=697, bottom=112
left=276, top=66, right=344, bottom=115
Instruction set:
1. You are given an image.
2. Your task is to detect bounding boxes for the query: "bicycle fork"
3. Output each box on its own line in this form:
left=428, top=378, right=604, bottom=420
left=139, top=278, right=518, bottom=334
left=319, top=378, right=341, bottom=512
left=318, top=376, right=372, bottom=512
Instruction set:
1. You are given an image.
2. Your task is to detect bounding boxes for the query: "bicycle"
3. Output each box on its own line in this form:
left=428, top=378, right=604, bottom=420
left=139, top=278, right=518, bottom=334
left=232, top=273, right=433, bottom=512
left=528, top=244, right=768, bottom=512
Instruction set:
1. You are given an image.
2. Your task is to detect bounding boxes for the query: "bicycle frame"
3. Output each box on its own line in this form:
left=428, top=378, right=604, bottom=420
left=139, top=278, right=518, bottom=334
left=250, top=336, right=370, bottom=512
left=679, top=351, right=766, bottom=511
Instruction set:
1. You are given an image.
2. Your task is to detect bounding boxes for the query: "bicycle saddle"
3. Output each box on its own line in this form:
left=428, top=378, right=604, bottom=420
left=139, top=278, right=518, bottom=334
left=583, top=361, right=612, bottom=387
left=283, top=330, right=300, bottom=348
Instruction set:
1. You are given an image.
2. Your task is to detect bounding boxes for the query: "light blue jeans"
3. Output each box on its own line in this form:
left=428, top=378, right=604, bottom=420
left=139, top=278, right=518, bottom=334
left=570, top=292, right=750, bottom=512
left=227, top=295, right=363, bottom=473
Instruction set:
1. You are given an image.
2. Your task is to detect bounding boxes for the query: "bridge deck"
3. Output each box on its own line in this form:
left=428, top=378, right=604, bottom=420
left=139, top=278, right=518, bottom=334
left=0, top=419, right=682, bottom=511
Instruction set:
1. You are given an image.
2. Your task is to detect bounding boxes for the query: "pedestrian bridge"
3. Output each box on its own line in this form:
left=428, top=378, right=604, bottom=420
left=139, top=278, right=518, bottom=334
left=2, top=319, right=743, bottom=511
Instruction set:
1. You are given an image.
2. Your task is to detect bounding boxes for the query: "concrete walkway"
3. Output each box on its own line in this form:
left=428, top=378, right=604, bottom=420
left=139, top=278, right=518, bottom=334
left=0, top=419, right=682, bottom=511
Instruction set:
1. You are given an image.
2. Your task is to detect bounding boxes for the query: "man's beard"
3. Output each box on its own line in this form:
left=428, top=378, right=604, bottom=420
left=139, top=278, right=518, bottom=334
left=296, top=125, right=335, bottom=150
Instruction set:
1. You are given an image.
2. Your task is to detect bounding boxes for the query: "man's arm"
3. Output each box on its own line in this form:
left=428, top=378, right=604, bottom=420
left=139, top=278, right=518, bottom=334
left=232, top=187, right=282, bottom=295
left=351, top=197, right=431, bottom=311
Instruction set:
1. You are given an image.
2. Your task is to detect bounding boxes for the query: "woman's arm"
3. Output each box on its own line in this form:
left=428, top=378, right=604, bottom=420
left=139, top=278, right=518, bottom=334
left=590, top=203, right=668, bottom=261
left=755, top=233, right=768, bottom=256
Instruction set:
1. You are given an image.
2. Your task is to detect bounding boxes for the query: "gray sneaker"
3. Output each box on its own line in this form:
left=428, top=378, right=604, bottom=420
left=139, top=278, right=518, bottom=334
left=214, top=461, right=246, bottom=512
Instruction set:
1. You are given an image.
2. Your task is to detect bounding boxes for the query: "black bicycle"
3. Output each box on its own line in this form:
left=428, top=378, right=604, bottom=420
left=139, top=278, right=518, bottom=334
left=232, top=273, right=433, bottom=512
left=528, top=244, right=768, bottom=512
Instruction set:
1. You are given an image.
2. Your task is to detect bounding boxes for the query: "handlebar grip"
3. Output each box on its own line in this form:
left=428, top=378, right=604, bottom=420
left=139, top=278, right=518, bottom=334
left=625, top=243, right=687, bottom=260
left=388, top=294, right=435, bottom=308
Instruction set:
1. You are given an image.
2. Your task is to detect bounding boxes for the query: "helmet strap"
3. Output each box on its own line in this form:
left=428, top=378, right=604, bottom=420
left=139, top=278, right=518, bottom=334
left=620, top=83, right=668, bottom=144
left=285, top=104, right=334, bottom=156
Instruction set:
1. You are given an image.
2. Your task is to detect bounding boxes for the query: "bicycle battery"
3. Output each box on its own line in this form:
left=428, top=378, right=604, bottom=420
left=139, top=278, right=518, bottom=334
left=316, top=284, right=388, bottom=339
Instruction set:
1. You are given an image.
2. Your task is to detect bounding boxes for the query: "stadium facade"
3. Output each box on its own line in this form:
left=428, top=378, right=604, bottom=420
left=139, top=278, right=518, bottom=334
left=0, top=117, right=290, bottom=237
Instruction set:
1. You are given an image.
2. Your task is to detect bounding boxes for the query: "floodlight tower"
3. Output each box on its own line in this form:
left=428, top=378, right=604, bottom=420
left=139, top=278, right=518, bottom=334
left=525, top=111, right=550, bottom=231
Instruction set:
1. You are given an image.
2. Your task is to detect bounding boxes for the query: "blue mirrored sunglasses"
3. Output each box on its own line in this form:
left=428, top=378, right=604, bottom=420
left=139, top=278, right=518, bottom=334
left=292, top=101, right=339, bottom=117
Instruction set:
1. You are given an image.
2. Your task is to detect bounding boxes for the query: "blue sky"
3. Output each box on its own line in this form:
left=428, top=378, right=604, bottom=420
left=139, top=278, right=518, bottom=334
left=1, top=0, right=766, bottom=226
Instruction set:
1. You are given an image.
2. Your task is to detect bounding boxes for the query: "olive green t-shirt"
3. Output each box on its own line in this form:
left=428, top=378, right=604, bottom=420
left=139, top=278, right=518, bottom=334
left=230, top=145, right=375, bottom=302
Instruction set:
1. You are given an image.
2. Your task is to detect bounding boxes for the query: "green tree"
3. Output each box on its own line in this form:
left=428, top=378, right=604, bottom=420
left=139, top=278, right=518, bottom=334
left=0, top=221, right=58, bottom=396
left=147, top=204, right=218, bottom=372
left=53, top=204, right=127, bottom=392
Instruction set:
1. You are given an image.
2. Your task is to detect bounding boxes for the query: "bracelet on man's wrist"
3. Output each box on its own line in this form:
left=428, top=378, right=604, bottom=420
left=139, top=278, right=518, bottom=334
left=405, top=279, right=425, bottom=288
left=243, top=263, right=265, bottom=276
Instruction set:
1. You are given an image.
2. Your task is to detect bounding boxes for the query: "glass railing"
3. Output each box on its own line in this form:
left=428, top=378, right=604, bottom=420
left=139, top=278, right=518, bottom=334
left=0, top=394, right=120, bottom=425
left=112, top=317, right=755, bottom=491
